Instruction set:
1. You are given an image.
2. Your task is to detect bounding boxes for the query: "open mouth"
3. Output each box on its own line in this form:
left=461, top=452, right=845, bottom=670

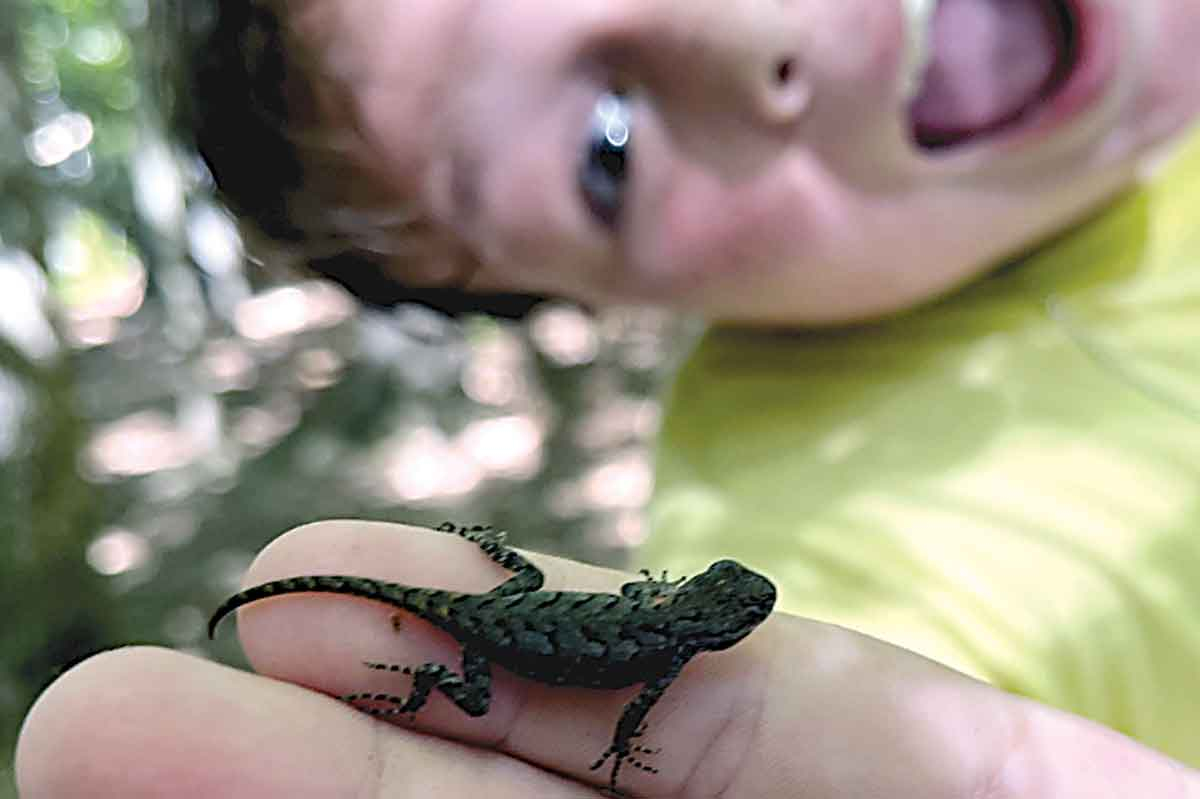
left=907, top=0, right=1081, bottom=150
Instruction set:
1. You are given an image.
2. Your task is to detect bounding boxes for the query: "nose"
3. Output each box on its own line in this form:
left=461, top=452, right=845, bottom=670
left=594, top=0, right=813, bottom=129
left=731, top=0, right=814, bottom=128
left=763, top=53, right=812, bottom=125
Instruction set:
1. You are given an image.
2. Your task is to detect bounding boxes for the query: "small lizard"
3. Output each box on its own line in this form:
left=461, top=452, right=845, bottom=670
left=209, top=523, right=776, bottom=795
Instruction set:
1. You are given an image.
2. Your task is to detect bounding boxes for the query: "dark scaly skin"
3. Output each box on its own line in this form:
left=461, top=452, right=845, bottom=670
left=209, top=523, right=777, bottom=796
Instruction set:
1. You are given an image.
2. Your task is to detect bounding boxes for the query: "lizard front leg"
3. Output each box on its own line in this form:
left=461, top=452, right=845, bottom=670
left=590, top=649, right=695, bottom=794
left=619, top=569, right=687, bottom=604
left=343, top=648, right=492, bottom=719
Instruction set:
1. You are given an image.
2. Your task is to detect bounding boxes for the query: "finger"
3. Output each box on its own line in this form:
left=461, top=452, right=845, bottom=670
left=218, top=520, right=1200, bottom=798
left=219, top=520, right=758, bottom=796
left=730, top=614, right=1200, bottom=798
left=15, top=646, right=596, bottom=798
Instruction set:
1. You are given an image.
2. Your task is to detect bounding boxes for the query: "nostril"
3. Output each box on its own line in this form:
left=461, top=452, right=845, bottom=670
left=775, top=57, right=796, bottom=86
left=766, top=55, right=810, bottom=121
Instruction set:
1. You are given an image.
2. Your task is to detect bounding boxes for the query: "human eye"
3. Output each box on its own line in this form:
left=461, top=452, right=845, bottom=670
left=578, top=90, right=632, bottom=230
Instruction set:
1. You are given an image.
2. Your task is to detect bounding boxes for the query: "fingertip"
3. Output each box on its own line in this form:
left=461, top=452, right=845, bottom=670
left=245, top=519, right=483, bottom=587
left=15, top=647, right=191, bottom=797
left=16, top=645, right=381, bottom=798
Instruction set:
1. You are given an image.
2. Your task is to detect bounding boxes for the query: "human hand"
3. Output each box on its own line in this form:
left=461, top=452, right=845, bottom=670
left=16, top=521, right=1200, bottom=797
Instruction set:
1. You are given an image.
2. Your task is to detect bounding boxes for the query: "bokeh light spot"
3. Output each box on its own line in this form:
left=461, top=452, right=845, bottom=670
left=87, top=528, right=151, bottom=576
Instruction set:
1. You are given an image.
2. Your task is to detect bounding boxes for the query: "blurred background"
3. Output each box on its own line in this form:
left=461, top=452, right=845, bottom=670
left=0, top=2, right=696, bottom=790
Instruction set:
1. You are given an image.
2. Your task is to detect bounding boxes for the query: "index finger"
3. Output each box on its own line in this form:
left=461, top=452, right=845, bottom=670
left=223, top=520, right=1200, bottom=798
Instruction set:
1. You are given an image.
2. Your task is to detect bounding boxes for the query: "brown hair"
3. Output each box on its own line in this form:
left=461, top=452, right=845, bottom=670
left=188, top=1, right=543, bottom=317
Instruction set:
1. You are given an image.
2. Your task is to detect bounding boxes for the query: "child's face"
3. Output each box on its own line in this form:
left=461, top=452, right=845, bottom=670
left=301, top=0, right=1200, bottom=324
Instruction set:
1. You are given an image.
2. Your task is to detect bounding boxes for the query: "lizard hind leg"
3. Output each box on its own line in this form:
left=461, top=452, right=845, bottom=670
left=344, top=649, right=494, bottom=723
left=435, top=521, right=544, bottom=594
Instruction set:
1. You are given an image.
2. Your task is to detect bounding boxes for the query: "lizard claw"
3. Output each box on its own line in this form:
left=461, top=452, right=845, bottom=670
left=588, top=748, right=614, bottom=771
left=437, top=521, right=506, bottom=544
left=590, top=744, right=647, bottom=796
left=638, top=568, right=676, bottom=583
left=630, top=758, right=660, bottom=775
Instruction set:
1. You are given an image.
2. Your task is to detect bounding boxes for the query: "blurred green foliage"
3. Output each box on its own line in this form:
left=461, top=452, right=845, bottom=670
left=2, top=1, right=145, bottom=790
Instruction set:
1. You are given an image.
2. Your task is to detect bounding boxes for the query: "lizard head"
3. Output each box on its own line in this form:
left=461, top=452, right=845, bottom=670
left=672, top=559, right=777, bottom=650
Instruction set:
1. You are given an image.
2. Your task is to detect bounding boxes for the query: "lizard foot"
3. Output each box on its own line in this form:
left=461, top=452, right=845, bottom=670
left=346, top=662, right=422, bottom=721
left=590, top=744, right=659, bottom=796
left=436, top=521, right=506, bottom=544
left=621, top=570, right=688, bottom=603
left=628, top=724, right=662, bottom=756
left=361, top=660, right=415, bottom=675
left=340, top=691, right=418, bottom=722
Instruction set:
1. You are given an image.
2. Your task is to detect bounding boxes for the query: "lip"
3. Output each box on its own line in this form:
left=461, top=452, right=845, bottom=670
left=913, top=0, right=1123, bottom=155
left=1005, top=0, right=1121, bottom=143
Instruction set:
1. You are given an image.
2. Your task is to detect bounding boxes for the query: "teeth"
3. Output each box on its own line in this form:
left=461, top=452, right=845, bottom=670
left=900, top=0, right=939, bottom=100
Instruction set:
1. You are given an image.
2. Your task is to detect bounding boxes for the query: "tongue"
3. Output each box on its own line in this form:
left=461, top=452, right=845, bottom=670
left=910, top=0, right=1067, bottom=147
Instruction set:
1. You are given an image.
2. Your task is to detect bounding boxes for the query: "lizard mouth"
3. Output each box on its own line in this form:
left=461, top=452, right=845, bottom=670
left=907, top=0, right=1081, bottom=150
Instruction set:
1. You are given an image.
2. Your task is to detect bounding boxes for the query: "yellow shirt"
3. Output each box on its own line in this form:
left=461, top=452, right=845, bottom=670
left=646, top=128, right=1200, bottom=766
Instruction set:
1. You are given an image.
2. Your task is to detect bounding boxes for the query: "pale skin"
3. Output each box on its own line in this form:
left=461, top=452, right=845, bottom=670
left=17, top=0, right=1200, bottom=795
left=291, top=0, right=1200, bottom=323
left=15, top=522, right=1200, bottom=797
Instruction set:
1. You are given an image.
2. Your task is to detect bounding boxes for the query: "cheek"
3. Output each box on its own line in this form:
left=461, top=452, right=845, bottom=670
left=634, top=158, right=847, bottom=292
left=470, top=151, right=589, bottom=280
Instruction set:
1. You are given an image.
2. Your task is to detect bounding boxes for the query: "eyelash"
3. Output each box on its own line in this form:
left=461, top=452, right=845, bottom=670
left=578, top=89, right=632, bottom=230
